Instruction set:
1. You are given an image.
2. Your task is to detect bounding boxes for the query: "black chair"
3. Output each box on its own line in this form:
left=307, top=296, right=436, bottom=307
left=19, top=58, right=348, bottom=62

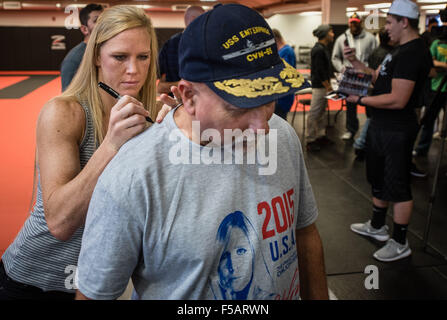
left=292, top=87, right=312, bottom=136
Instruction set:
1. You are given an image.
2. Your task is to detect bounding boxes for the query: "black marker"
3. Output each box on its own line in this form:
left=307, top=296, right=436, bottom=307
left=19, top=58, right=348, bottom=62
left=98, top=82, right=153, bottom=123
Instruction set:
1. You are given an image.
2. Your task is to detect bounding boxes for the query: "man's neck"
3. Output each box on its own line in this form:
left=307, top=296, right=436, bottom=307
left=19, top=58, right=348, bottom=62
left=399, top=29, right=419, bottom=46
left=173, top=106, right=207, bottom=145
left=319, top=39, right=329, bottom=46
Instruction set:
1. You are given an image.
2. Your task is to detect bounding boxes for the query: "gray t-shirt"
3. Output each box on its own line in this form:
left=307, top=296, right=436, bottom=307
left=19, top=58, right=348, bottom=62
left=77, top=110, right=318, bottom=300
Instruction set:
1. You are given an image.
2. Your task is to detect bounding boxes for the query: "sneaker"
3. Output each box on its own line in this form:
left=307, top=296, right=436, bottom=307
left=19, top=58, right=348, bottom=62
left=373, top=239, right=412, bottom=262
left=410, top=163, right=427, bottom=178
left=341, top=132, right=353, bottom=140
left=350, top=220, right=390, bottom=241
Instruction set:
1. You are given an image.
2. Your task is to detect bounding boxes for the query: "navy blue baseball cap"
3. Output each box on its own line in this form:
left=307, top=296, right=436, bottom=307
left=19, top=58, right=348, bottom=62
left=178, top=4, right=310, bottom=109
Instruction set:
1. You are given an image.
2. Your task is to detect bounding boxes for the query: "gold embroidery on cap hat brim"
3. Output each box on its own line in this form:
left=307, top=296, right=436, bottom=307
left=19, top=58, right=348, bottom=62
left=213, top=60, right=305, bottom=98
left=280, top=60, right=305, bottom=88
left=214, top=77, right=289, bottom=97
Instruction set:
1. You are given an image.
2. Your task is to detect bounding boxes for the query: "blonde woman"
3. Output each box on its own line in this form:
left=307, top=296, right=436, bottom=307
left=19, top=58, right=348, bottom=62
left=0, top=5, right=161, bottom=300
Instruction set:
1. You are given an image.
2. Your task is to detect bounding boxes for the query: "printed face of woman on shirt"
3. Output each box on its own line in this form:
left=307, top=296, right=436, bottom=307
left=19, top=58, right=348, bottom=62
left=218, top=227, right=254, bottom=292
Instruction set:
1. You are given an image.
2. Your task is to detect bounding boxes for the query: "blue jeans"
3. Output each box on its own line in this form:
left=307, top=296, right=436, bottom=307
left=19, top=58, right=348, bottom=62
left=354, top=118, right=370, bottom=150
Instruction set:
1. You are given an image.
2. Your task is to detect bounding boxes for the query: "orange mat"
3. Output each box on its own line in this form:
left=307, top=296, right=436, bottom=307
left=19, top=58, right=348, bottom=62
left=0, top=76, right=61, bottom=256
left=291, top=93, right=365, bottom=113
left=0, top=76, right=29, bottom=91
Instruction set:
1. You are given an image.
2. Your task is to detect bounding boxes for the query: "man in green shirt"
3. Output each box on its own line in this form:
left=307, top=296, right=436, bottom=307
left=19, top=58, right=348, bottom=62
left=413, top=37, right=447, bottom=156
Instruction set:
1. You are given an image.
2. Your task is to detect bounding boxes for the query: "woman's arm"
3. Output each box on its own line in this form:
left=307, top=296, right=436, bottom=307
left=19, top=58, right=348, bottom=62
left=38, top=96, right=149, bottom=241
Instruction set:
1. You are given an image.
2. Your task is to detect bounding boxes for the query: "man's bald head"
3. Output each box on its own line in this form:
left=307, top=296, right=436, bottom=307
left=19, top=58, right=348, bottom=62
left=184, top=6, right=205, bottom=27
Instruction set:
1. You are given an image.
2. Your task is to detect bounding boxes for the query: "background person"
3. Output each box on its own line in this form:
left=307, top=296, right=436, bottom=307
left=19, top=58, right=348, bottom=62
left=306, top=24, right=334, bottom=152
left=346, top=0, right=432, bottom=262
left=60, top=3, right=103, bottom=92
left=272, top=28, right=297, bottom=120
left=413, top=13, right=447, bottom=158
left=332, top=12, right=378, bottom=141
left=421, top=17, right=439, bottom=49
left=157, top=6, right=205, bottom=95
left=75, top=3, right=328, bottom=300
left=0, top=5, right=158, bottom=300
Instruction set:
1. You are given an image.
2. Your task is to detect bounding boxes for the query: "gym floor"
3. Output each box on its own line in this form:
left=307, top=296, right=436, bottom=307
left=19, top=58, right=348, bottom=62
left=0, top=72, right=446, bottom=299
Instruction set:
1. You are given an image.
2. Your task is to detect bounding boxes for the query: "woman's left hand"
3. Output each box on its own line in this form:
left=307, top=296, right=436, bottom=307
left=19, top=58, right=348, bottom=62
left=156, top=86, right=182, bottom=123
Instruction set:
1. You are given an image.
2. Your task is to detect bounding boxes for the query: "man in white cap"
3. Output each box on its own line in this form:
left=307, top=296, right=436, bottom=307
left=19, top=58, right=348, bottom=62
left=344, top=0, right=432, bottom=262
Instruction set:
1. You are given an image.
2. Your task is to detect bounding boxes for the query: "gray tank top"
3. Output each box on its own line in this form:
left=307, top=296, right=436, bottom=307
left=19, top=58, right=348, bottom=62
left=2, top=100, right=97, bottom=293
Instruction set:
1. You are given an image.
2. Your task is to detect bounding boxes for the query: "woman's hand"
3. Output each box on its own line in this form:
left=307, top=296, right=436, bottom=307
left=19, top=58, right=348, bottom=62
left=156, top=86, right=182, bottom=123
left=103, top=95, right=150, bottom=152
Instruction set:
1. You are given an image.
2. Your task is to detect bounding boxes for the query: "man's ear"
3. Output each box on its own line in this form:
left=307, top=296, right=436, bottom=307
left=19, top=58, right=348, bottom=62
left=402, top=17, right=410, bottom=29
left=178, top=80, right=197, bottom=116
left=80, top=25, right=89, bottom=37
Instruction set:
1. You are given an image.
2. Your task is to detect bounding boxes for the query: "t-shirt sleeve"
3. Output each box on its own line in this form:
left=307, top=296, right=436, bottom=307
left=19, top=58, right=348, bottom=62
left=76, top=179, right=144, bottom=300
left=285, top=124, right=318, bottom=230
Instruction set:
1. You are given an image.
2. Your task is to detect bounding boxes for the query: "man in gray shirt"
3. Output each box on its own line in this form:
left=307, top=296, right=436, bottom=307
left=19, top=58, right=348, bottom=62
left=332, top=13, right=377, bottom=140
left=76, top=4, right=328, bottom=300
left=60, top=4, right=103, bottom=91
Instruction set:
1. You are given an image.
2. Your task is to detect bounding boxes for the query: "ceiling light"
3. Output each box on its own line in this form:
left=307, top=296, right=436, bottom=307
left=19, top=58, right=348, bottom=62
left=417, top=0, right=447, bottom=3
left=134, top=5, right=152, bottom=9
left=347, top=7, right=358, bottom=11
left=298, top=11, right=321, bottom=16
left=364, top=3, right=392, bottom=9
left=420, top=4, right=446, bottom=9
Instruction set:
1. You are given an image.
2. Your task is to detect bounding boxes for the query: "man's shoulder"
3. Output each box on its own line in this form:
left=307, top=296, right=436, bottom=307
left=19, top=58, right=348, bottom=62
left=62, top=42, right=86, bottom=64
left=164, top=32, right=182, bottom=48
left=269, top=114, right=299, bottom=143
left=106, top=120, right=171, bottom=172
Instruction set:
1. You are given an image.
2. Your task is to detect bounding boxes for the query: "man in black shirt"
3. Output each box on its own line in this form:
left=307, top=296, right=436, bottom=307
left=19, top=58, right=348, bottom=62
left=306, top=24, right=334, bottom=151
left=344, top=0, right=432, bottom=262
left=157, top=6, right=205, bottom=95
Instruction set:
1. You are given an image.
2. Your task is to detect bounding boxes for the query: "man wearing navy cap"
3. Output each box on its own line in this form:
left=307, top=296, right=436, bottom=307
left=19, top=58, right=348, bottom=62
left=75, top=4, right=328, bottom=300
left=345, top=0, right=432, bottom=262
